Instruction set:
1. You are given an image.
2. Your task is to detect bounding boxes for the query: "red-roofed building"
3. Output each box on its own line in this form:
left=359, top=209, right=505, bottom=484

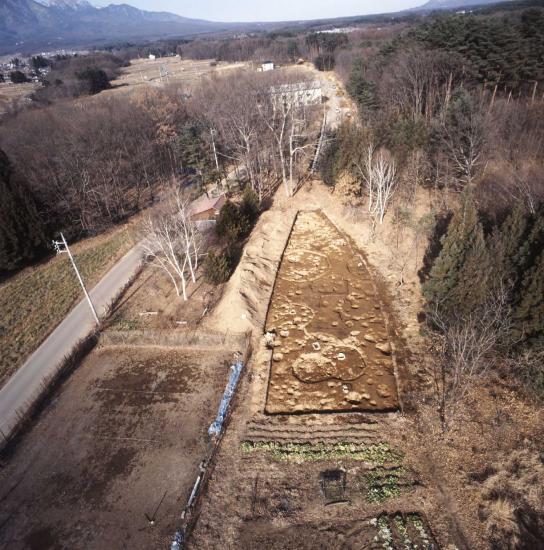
left=189, top=194, right=226, bottom=222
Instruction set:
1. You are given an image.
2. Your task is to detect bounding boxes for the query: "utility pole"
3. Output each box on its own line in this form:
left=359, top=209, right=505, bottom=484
left=53, top=233, right=100, bottom=325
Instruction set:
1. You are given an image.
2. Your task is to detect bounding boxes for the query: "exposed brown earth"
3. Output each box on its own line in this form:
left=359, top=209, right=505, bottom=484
left=0, top=346, right=233, bottom=549
left=186, top=185, right=456, bottom=549
left=108, top=262, right=223, bottom=331
left=186, top=182, right=544, bottom=550
left=265, top=210, right=398, bottom=414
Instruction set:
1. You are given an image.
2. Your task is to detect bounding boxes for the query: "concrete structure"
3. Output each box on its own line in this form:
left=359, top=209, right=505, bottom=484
left=270, top=80, right=322, bottom=107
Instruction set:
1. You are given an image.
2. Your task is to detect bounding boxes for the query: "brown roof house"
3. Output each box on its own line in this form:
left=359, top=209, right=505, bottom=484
left=189, top=193, right=226, bottom=229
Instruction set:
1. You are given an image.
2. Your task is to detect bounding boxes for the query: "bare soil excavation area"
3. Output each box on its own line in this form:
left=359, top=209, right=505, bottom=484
left=266, top=211, right=399, bottom=414
left=0, top=346, right=232, bottom=550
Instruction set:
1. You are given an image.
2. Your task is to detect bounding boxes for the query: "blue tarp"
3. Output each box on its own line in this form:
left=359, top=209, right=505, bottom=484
left=208, top=361, right=243, bottom=437
left=170, top=530, right=184, bottom=550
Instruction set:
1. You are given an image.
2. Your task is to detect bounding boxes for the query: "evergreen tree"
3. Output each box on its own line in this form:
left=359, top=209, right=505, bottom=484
left=347, top=58, right=378, bottom=112
left=422, top=191, right=487, bottom=315
left=239, top=187, right=260, bottom=225
left=512, top=206, right=544, bottom=281
left=513, top=250, right=544, bottom=346
left=204, top=250, right=232, bottom=285
left=215, top=200, right=250, bottom=244
left=10, top=71, right=28, bottom=84
left=0, top=149, right=47, bottom=273
left=76, top=68, right=110, bottom=95
left=452, top=219, right=491, bottom=312
left=488, top=202, right=529, bottom=294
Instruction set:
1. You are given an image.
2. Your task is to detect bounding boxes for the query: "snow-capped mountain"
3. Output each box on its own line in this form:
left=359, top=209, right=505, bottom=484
left=34, top=0, right=94, bottom=8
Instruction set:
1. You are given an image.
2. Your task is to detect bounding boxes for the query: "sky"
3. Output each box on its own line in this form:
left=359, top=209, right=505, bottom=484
left=93, top=0, right=424, bottom=22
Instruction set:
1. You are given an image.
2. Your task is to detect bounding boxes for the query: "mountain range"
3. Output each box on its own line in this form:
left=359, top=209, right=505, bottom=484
left=0, top=0, right=233, bottom=53
left=0, top=0, right=514, bottom=55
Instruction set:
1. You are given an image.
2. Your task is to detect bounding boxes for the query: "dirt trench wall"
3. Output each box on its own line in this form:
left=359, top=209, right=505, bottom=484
left=204, top=205, right=299, bottom=335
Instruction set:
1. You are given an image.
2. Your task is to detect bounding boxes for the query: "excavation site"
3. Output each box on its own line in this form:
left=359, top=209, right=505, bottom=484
left=265, top=210, right=399, bottom=414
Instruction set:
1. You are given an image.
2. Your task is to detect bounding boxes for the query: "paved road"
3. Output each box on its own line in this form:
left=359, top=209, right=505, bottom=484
left=0, top=245, right=144, bottom=440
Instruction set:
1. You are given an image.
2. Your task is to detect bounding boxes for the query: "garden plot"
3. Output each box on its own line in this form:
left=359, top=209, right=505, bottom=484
left=238, top=513, right=437, bottom=549
left=265, top=211, right=399, bottom=413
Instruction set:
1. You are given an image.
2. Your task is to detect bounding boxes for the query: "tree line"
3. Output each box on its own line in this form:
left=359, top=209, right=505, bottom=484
left=0, top=86, right=207, bottom=274
left=317, top=2, right=544, bottom=432
left=0, top=66, right=320, bottom=275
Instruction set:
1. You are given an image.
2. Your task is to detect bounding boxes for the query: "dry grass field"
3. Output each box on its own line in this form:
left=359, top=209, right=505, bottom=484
left=109, top=263, right=223, bottom=331
left=0, top=226, right=134, bottom=388
left=0, top=81, right=39, bottom=114
left=107, top=57, right=247, bottom=96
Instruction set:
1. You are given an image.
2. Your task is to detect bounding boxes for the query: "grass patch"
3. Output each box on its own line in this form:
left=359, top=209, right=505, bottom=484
left=241, top=441, right=403, bottom=464
left=0, top=227, right=133, bottom=387
left=110, top=318, right=144, bottom=331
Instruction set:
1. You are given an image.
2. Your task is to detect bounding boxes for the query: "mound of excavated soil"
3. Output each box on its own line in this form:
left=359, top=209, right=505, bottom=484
left=204, top=206, right=297, bottom=334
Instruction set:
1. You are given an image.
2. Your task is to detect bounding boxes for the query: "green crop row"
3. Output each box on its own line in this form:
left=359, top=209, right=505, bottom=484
left=241, top=441, right=403, bottom=464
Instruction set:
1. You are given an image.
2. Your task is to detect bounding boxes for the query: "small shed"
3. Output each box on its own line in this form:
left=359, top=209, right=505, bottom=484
left=189, top=194, right=226, bottom=222
left=261, top=61, right=274, bottom=72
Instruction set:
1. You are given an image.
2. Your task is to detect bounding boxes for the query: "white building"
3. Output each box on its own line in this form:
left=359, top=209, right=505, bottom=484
left=270, top=81, right=322, bottom=107
left=261, top=61, right=274, bottom=72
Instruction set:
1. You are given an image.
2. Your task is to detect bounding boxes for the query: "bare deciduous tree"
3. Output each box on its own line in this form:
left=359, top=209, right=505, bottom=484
left=356, top=145, right=397, bottom=226
left=427, top=290, right=511, bottom=431
left=442, top=117, right=483, bottom=187
left=141, top=189, right=202, bottom=301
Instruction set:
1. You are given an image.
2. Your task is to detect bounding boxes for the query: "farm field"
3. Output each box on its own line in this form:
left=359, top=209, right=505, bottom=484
left=239, top=513, right=437, bottom=548
left=265, top=211, right=399, bottom=413
left=0, top=345, right=232, bottom=549
left=0, top=225, right=134, bottom=388
left=107, top=57, right=246, bottom=95
left=0, top=81, right=38, bottom=114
